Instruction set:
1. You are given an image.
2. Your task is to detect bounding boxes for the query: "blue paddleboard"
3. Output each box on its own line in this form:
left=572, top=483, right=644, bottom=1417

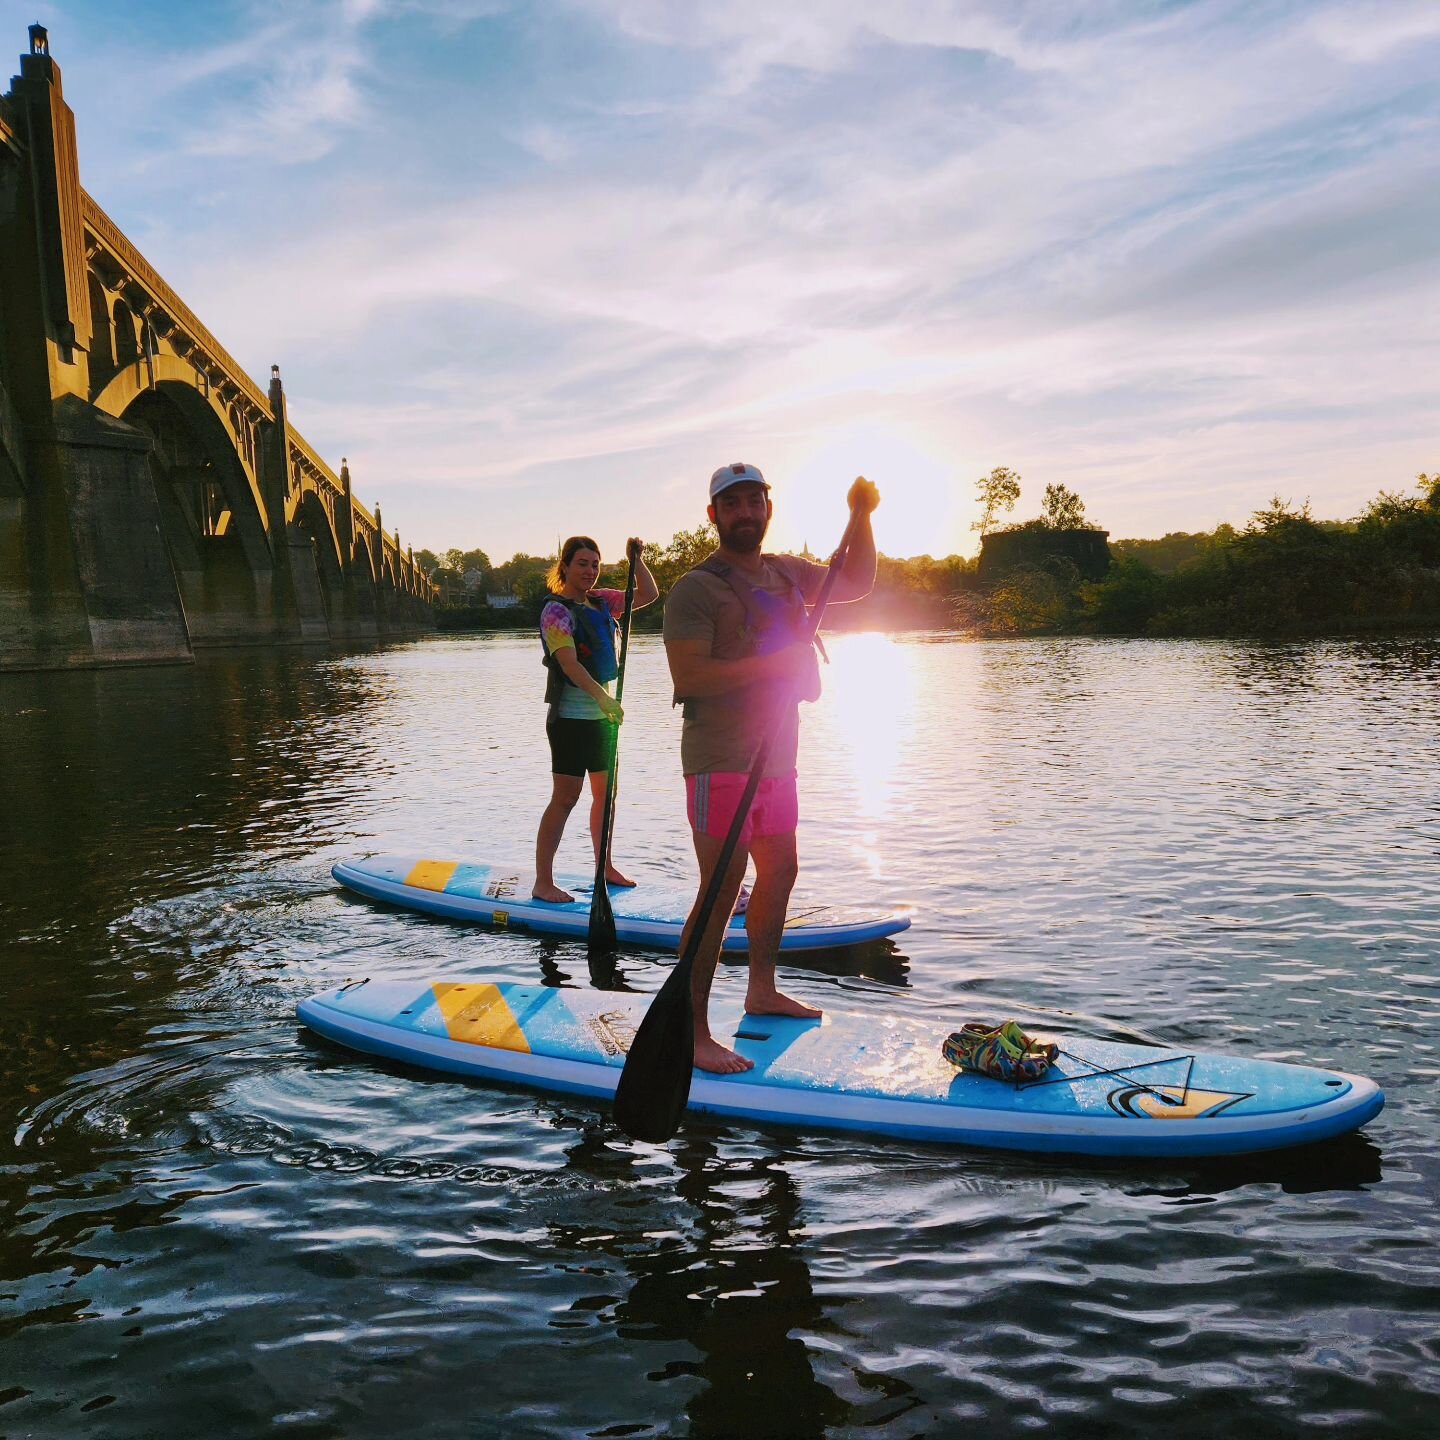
left=332, top=855, right=910, bottom=952
left=297, top=980, right=1384, bottom=1158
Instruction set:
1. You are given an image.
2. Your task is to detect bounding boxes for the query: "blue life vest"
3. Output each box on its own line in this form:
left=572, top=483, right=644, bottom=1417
left=681, top=554, right=824, bottom=705
left=540, top=597, right=619, bottom=705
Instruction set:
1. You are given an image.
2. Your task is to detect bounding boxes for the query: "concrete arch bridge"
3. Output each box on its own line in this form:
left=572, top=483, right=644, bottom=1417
left=1, top=26, right=435, bottom=668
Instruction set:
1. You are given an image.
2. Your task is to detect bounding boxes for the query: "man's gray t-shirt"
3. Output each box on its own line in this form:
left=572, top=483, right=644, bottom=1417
left=662, top=553, right=828, bottom=776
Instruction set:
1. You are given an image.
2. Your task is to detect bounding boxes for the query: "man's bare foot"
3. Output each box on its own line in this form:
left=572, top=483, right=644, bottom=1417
left=694, top=1036, right=754, bottom=1074
left=745, top=990, right=822, bottom=1021
left=531, top=883, right=574, bottom=903
left=604, top=866, right=636, bottom=888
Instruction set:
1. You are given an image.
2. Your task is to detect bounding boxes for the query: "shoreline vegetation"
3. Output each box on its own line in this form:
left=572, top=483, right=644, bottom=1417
left=421, top=469, right=1440, bottom=640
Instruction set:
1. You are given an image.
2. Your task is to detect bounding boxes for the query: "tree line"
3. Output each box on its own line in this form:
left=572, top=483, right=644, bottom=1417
left=417, top=467, right=1440, bottom=637
left=962, top=471, right=1440, bottom=636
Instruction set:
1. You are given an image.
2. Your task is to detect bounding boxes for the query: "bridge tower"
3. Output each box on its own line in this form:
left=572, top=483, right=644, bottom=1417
left=263, top=364, right=329, bottom=639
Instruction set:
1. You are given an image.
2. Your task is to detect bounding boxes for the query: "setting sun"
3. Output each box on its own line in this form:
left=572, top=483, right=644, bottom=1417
left=777, top=424, right=972, bottom=560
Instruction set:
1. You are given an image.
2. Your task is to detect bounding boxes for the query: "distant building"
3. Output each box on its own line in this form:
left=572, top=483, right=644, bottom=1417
left=462, top=569, right=486, bottom=592
left=978, top=527, right=1112, bottom=581
left=487, top=594, right=520, bottom=609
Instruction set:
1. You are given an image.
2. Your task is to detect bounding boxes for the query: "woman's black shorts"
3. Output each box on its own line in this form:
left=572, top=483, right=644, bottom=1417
left=546, top=715, right=613, bottom=777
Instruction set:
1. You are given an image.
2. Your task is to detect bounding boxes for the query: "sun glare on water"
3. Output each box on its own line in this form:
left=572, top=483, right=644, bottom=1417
left=810, top=632, right=916, bottom=879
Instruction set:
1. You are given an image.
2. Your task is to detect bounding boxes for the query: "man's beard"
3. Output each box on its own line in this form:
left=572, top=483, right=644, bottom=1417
left=717, top=514, right=768, bottom=555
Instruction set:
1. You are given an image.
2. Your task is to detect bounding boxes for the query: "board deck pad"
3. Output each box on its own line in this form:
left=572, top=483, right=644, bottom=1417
left=333, top=854, right=911, bottom=952
left=297, top=980, right=1384, bottom=1158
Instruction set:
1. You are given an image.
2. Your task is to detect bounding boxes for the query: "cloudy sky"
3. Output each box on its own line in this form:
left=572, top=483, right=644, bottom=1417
left=13, top=0, right=1440, bottom=560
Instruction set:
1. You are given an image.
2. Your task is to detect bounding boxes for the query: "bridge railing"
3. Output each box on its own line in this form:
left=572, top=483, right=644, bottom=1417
left=286, top=431, right=346, bottom=508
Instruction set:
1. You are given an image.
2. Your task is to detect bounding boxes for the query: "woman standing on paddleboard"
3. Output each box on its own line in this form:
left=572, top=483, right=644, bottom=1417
left=533, top=535, right=658, bottom=903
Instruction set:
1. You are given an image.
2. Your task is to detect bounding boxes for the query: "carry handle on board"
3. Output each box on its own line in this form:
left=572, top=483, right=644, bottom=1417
left=613, top=505, right=864, bottom=1142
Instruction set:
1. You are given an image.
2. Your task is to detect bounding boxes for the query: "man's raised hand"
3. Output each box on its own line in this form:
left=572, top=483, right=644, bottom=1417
left=847, top=476, right=880, bottom=514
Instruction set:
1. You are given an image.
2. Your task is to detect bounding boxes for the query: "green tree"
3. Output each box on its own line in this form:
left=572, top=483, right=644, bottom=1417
left=1041, top=482, right=1087, bottom=530
left=492, top=552, right=552, bottom=597
left=647, top=522, right=717, bottom=595
left=1077, top=554, right=1162, bottom=632
left=515, top=569, right=552, bottom=607
left=978, top=562, right=1078, bottom=634
left=1111, top=531, right=1218, bottom=573
left=1359, top=490, right=1423, bottom=525
left=1248, top=495, right=1312, bottom=529
left=441, top=546, right=492, bottom=577
left=416, top=548, right=468, bottom=606
left=973, top=466, right=1021, bottom=534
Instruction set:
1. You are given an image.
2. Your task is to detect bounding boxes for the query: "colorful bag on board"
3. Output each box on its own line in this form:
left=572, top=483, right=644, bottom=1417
left=942, top=1020, right=1058, bottom=1082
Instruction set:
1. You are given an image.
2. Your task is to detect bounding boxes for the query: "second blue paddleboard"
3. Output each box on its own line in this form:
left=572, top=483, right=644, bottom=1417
left=333, top=854, right=911, bottom=952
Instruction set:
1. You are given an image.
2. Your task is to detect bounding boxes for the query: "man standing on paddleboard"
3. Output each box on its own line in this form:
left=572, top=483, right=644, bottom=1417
left=663, top=463, right=879, bottom=1072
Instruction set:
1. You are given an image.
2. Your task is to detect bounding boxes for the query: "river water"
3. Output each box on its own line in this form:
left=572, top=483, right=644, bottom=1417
left=2, top=632, right=1437, bottom=1439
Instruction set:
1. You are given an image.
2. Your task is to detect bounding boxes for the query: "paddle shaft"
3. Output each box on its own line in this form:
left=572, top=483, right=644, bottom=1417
left=587, top=540, right=641, bottom=952
left=613, top=506, right=864, bottom=1141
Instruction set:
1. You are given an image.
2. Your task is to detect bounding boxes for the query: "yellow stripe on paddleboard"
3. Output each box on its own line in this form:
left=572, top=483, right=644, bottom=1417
left=405, top=860, right=459, bottom=893
left=431, top=983, right=531, bottom=1053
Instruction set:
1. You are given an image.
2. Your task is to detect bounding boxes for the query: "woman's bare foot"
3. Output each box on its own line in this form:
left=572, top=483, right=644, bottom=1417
left=694, top=1036, right=755, bottom=1074
left=745, top=989, right=822, bottom=1021
left=604, top=866, right=636, bottom=888
left=531, top=883, right=575, bottom=903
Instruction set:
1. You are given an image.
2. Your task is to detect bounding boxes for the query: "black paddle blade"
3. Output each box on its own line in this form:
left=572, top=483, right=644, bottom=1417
left=613, top=961, right=695, bottom=1142
left=586, top=880, right=616, bottom=952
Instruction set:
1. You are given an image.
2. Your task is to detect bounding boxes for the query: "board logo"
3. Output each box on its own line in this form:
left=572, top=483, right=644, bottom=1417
left=783, top=906, right=830, bottom=929
left=485, top=876, right=519, bottom=899
left=1107, top=1085, right=1252, bottom=1120
left=493, top=909, right=509, bottom=928
left=588, top=1011, right=636, bottom=1057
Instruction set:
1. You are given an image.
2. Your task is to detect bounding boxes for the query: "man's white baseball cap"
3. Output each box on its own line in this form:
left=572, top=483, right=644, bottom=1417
left=709, top=461, right=769, bottom=500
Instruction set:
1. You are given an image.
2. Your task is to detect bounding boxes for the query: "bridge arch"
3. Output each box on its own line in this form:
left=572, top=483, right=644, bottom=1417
left=104, top=373, right=283, bottom=644
left=111, top=296, right=139, bottom=368
left=93, top=355, right=271, bottom=533
left=294, top=488, right=345, bottom=622
left=87, top=272, right=115, bottom=388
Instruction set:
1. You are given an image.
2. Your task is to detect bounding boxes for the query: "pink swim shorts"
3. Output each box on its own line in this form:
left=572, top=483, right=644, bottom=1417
left=686, top=770, right=799, bottom=845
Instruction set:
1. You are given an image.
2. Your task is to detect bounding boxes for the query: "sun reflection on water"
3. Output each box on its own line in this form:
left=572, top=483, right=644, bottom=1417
left=808, top=632, right=918, bottom=880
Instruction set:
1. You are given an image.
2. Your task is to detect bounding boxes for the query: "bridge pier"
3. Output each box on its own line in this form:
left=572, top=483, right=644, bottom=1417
left=45, top=397, right=194, bottom=663
left=331, top=459, right=379, bottom=641
left=262, top=367, right=330, bottom=643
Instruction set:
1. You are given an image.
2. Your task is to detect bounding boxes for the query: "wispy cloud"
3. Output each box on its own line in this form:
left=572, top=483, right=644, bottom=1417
left=1307, top=0, right=1440, bottom=62
left=168, top=2, right=378, bottom=161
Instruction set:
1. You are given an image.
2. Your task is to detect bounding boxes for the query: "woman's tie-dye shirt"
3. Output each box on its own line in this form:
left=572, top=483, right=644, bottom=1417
left=541, top=589, right=625, bottom=719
